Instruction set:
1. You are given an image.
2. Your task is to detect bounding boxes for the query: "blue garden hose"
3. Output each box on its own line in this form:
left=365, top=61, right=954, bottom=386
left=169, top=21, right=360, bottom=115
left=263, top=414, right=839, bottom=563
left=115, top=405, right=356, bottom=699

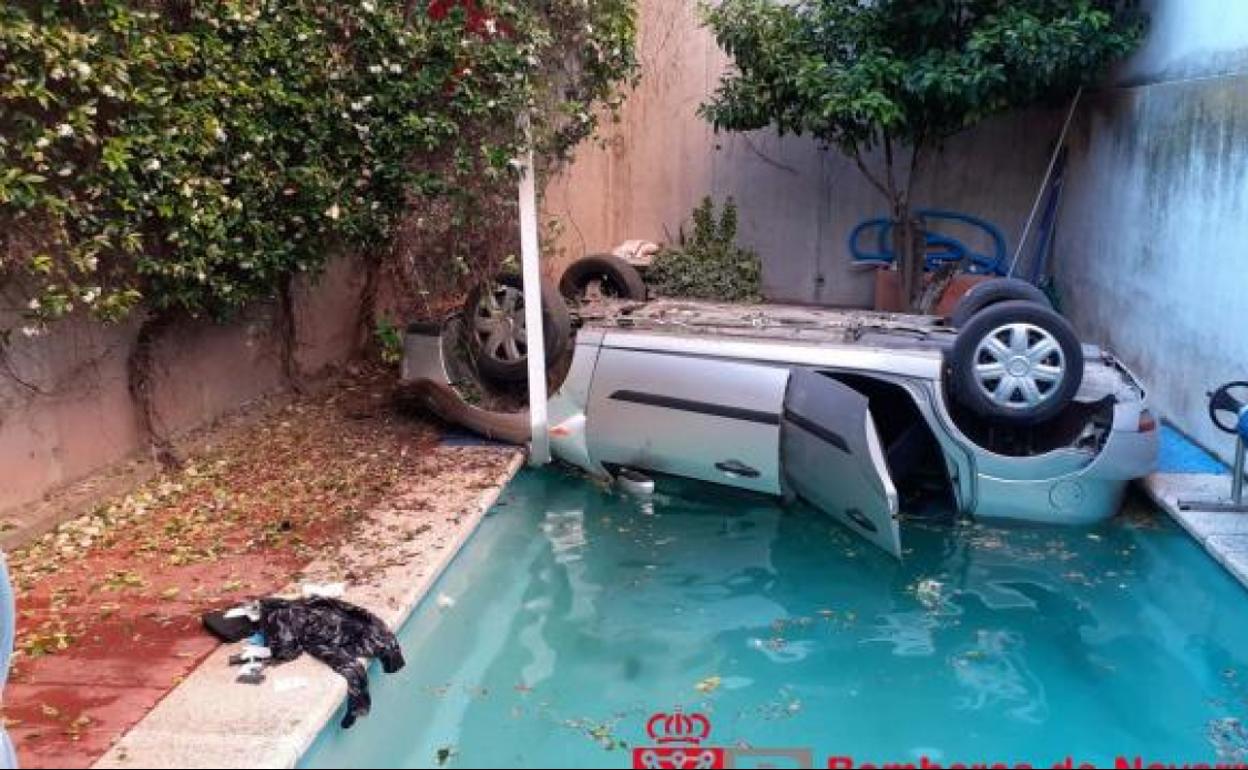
left=849, top=209, right=1009, bottom=276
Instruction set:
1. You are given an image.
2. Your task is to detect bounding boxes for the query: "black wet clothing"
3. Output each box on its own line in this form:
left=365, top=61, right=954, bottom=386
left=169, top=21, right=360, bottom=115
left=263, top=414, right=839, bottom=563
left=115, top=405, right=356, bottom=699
left=258, top=597, right=405, bottom=728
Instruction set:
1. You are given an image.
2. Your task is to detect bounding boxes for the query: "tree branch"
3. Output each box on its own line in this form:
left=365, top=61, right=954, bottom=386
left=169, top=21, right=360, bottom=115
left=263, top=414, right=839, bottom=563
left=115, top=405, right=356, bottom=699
left=883, top=132, right=900, bottom=207
left=905, top=131, right=928, bottom=207
left=852, top=148, right=895, bottom=207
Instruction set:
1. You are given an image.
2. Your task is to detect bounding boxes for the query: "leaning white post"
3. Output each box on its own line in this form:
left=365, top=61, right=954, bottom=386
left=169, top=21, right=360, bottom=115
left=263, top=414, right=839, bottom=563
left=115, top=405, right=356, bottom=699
left=517, top=118, right=551, bottom=465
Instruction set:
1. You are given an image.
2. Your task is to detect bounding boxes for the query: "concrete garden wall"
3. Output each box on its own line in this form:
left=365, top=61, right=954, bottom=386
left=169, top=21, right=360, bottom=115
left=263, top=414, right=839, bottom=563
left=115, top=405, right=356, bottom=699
left=0, top=257, right=364, bottom=516
left=546, top=0, right=1248, bottom=464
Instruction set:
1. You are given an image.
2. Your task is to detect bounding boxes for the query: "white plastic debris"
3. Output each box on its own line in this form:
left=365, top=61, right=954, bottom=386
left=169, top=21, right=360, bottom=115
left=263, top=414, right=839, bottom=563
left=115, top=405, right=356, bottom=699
left=274, top=676, right=310, bottom=694
left=612, top=239, right=659, bottom=268
left=224, top=601, right=261, bottom=622
left=301, top=582, right=347, bottom=599
left=436, top=593, right=457, bottom=610
left=239, top=644, right=272, bottom=662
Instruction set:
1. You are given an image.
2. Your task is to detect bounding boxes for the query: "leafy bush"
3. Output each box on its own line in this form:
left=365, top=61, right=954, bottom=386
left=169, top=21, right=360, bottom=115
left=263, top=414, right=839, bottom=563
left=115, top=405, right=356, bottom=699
left=648, top=198, right=761, bottom=302
left=0, top=0, right=637, bottom=334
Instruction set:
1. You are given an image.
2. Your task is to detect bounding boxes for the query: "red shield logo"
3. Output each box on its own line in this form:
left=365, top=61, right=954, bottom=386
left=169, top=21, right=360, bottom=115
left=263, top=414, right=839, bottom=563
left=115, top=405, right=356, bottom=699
left=632, top=709, right=726, bottom=769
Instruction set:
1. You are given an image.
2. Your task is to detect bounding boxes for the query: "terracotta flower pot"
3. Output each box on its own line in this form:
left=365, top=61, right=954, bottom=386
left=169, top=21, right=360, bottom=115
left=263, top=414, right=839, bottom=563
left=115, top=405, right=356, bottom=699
left=872, top=269, right=992, bottom=317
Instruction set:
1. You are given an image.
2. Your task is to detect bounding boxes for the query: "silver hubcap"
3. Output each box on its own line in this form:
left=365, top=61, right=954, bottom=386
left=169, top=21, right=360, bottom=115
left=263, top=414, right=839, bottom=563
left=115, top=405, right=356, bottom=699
left=972, top=323, right=1065, bottom=410
left=473, top=285, right=527, bottom=363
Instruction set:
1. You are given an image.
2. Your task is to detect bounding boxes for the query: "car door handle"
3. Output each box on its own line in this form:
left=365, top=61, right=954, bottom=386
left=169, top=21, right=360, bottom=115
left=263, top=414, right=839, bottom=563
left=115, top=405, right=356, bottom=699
left=715, top=460, right=760, bottom=479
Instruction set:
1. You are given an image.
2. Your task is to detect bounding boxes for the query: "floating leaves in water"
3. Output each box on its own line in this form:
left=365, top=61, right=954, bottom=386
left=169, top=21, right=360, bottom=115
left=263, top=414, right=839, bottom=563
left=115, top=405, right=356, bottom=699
left=914, top=578, right=945, bottom=610
left=434, top=745, right=457, bottom=766
left=695, top=675, right=722, bottom=694
left=562, top=714, right=631, bottom=752
left=1208, top=717, right=1248, bottom=763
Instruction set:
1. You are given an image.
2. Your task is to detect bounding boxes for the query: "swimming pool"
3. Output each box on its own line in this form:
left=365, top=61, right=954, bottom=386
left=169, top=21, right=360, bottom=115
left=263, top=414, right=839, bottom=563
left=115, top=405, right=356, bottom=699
left=302, top=468, right=1248, bottom=768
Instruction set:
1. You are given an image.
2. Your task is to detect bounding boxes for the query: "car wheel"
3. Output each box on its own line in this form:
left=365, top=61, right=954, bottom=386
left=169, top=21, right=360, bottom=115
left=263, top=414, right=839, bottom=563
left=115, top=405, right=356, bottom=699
left=949, top=277, right=1052, bottom=329
left=949, top=301, right=1084, bottom=426
left=466, top=274, right=573, bottom=383
left=558, top=254, right=647, bottom=302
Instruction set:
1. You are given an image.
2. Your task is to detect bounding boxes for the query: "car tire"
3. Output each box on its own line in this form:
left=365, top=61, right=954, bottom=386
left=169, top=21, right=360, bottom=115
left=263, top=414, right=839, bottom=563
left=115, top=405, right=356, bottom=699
left=949, top=278, right=1052, bottom=329
left=558, top=254, right=647, bottom=302
left=466, top=273, right=573, bottom=383
left=949, top=301, right=1084, bottom=426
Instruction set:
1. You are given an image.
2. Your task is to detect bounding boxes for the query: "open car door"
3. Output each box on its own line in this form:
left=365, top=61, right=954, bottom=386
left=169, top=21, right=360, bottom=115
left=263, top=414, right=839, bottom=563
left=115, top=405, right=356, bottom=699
left=782, top=368, right=902, bottom=558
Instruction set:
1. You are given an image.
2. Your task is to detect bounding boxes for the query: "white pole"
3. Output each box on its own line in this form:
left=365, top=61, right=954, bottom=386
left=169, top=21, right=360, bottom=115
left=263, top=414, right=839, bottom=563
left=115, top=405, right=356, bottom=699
left=517, top=118, right=550, bottom=465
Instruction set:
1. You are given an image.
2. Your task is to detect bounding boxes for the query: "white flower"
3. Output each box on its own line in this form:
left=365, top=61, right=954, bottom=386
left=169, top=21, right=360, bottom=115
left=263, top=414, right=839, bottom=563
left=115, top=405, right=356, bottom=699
left=485, top=19, right=498, bottom=35
left=214, top=127, right=228, bottom=142
left=56, top=123, right=75, bottom=138
left=21, top=326, right=44, bottom=339
left=325, top=203, right=341, bottom=221
left=143, top=159, right=161, bottom=172
left=82, top=287, right=100, bottom=303
left=71, top=61, right=92, bottom=79
left=388, top=63, right=403, bottom=75
left=27, top=297, right=41, bottom=311
left=101, top=85, right=117, bottom=98
left=34, top=137, right=51, bottom=149
left=368, top=65, right=382, bottom=75
left=362, top=1, right=376, bottom=12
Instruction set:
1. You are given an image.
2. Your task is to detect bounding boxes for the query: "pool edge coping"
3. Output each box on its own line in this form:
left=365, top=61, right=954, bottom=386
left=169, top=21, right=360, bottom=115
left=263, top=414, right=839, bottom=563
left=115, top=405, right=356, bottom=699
left=1141, top=471, right=1248, bottom=591
left=91, top=448, right=527, bottom=770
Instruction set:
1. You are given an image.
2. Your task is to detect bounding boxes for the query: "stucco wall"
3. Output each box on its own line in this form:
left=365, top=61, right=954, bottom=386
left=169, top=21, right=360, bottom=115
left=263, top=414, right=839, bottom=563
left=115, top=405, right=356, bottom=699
left=547, top=0, right=1248, bottom=463
left=0, top=257, right=364, bottom=515
left=1057, top=0, right=1248, bottom=464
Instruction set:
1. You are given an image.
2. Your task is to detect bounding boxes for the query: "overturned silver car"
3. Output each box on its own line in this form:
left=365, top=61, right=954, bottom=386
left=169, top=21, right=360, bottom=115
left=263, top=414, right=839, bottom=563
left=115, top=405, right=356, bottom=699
left=405, top=258, right=1158, bottom=558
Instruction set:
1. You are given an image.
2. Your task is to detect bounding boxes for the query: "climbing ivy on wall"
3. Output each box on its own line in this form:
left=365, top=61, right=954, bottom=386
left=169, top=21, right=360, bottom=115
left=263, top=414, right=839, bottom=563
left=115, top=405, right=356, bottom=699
left=0, top=0, right=638, bottom=336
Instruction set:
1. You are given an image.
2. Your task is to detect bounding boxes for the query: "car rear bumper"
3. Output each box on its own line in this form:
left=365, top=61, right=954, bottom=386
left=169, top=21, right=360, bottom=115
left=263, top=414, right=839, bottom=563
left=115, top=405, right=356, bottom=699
left=973, top=413, right=1159, bottom=526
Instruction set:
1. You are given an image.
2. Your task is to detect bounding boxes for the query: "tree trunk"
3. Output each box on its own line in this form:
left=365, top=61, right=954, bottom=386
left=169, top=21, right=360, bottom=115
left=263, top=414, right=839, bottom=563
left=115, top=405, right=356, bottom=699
left=355, top=251, right=382, bottom=359
left=276, top=276, right=305, bottom=394
left=893, top=206, right=925, bottom=314
left=127, top=312, right=181, bottom=469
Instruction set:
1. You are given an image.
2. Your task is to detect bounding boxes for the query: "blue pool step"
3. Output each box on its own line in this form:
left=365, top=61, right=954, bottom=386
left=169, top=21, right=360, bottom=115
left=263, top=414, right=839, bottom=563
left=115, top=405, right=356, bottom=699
left=1158, top=424, right=1228, bottom=475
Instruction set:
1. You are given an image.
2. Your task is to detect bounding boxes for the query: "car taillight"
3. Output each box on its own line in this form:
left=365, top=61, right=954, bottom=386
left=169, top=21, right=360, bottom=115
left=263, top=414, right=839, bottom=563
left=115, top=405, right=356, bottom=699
left=1138, top=409, right=1157, bottom=433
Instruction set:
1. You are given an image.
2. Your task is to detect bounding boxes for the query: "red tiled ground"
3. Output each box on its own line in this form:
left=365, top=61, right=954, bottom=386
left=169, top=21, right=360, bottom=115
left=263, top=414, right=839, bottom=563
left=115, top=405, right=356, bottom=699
left=2, top=369, right=441, bottom=768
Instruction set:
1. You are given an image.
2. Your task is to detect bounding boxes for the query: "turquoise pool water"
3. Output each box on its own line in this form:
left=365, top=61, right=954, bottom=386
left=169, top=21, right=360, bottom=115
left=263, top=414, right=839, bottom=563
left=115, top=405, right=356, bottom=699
left=302, top=469, right=1248, bottom=768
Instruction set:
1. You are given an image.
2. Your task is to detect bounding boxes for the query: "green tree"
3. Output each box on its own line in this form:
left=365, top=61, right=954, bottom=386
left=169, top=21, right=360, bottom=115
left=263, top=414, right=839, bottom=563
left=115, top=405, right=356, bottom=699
left=701, top=0, right=1145, bottom=311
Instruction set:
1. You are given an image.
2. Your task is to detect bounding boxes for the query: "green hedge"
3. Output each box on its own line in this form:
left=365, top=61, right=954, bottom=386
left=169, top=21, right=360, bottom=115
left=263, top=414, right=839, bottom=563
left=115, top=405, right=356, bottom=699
left=0, top=0, right=636, bottom=335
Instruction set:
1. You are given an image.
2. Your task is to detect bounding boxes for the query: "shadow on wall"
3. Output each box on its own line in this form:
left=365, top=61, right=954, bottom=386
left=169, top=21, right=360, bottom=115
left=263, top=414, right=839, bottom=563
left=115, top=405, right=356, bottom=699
left=0, top=255, right=366, bottom=516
